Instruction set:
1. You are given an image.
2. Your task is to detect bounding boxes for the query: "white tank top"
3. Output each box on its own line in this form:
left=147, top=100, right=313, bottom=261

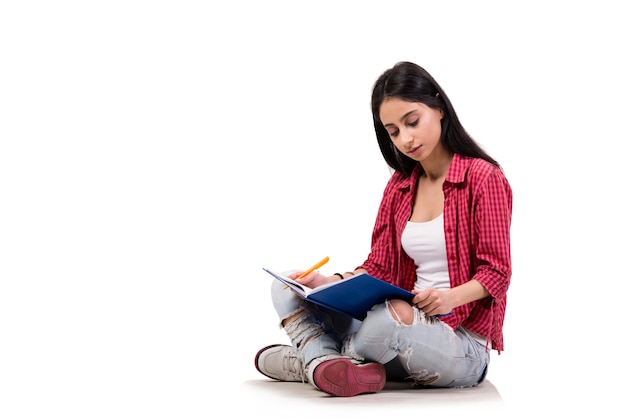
left=401, top=213, right=450, bottom=292
left=401, top=213, right=488, bottom=347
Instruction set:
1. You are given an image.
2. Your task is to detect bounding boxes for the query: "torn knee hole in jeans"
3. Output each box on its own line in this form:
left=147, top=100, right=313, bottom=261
left=387, top=301, right=440, bottom=327
left=282, top=307, right=324, bottom=350
left=386, top=300, right=414, bottom=326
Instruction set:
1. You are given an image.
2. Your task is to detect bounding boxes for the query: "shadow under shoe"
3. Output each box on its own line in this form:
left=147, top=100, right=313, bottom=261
left=310, top=357, right=386, bottom=397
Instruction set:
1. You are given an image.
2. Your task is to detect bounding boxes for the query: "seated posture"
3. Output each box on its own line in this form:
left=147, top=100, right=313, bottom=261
left=255, top=61, right=513, bottom=397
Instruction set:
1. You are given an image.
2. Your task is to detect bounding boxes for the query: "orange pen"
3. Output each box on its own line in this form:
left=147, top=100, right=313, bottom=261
left=295, top=256, right=330, bottom=280
left=284, top=256, right=330, bottom=288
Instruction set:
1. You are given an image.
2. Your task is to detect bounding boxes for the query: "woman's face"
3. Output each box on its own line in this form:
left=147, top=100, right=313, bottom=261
left=379, top=98, right=444, bottom=162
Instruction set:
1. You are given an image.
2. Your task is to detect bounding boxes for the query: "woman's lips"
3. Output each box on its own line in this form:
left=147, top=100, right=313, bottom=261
left=408, top=145, right=422, bottom=155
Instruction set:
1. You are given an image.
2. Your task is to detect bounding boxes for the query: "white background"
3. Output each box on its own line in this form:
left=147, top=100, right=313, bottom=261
left=1, top=1, right=624, bottom=417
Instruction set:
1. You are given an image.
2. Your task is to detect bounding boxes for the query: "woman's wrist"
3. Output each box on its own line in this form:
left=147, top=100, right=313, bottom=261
left=333, top=271, right=356, bottom=280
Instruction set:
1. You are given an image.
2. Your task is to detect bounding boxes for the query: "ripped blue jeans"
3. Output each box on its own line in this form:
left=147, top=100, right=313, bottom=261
left=270, top=279, right=489, bottom=387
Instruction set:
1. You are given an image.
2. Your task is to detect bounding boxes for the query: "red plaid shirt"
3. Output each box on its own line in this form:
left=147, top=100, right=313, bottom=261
left=357, top=154, right=513, bottom=352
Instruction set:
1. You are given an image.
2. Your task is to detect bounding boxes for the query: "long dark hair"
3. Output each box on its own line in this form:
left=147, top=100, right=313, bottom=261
left=371, top=62, right=499, bottom=176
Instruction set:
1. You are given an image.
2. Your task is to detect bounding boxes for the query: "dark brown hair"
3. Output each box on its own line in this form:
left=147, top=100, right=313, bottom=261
left=371, top=62, right=499, bottom=175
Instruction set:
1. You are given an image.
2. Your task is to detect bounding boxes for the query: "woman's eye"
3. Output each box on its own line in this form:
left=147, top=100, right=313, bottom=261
left=408, top=119, right=419, bottom=127
left=388, top=129, right=399, bottom=137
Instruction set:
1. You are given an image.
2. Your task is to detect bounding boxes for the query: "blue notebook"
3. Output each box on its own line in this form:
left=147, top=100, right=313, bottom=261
left=262, top=268, right=414, bottom=321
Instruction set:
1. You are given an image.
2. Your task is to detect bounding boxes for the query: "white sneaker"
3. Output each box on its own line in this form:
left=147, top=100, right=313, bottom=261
left=254, top=344, right=306, bottom=382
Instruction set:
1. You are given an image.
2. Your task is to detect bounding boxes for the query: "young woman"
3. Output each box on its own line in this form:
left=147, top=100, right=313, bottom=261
left=255, top=61, right=513, bottom=397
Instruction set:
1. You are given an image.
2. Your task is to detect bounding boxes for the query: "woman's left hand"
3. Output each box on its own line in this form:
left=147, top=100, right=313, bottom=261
left=411, top=288, right=454, bottom=316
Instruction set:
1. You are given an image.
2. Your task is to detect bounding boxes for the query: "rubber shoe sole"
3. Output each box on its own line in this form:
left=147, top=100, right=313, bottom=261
left=312, top=358, right=386, bottom=397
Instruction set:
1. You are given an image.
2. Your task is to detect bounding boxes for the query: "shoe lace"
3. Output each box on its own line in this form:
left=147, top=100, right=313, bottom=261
left=283, top=352, right=305, bottom=383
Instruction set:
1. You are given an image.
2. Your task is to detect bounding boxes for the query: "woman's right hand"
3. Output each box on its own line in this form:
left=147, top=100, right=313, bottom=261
left=288, top=270, right=340, bottom=289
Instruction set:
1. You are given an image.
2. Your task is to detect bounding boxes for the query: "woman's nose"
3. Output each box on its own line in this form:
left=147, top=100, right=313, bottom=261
left=399, top=129, right=413, bottom=147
